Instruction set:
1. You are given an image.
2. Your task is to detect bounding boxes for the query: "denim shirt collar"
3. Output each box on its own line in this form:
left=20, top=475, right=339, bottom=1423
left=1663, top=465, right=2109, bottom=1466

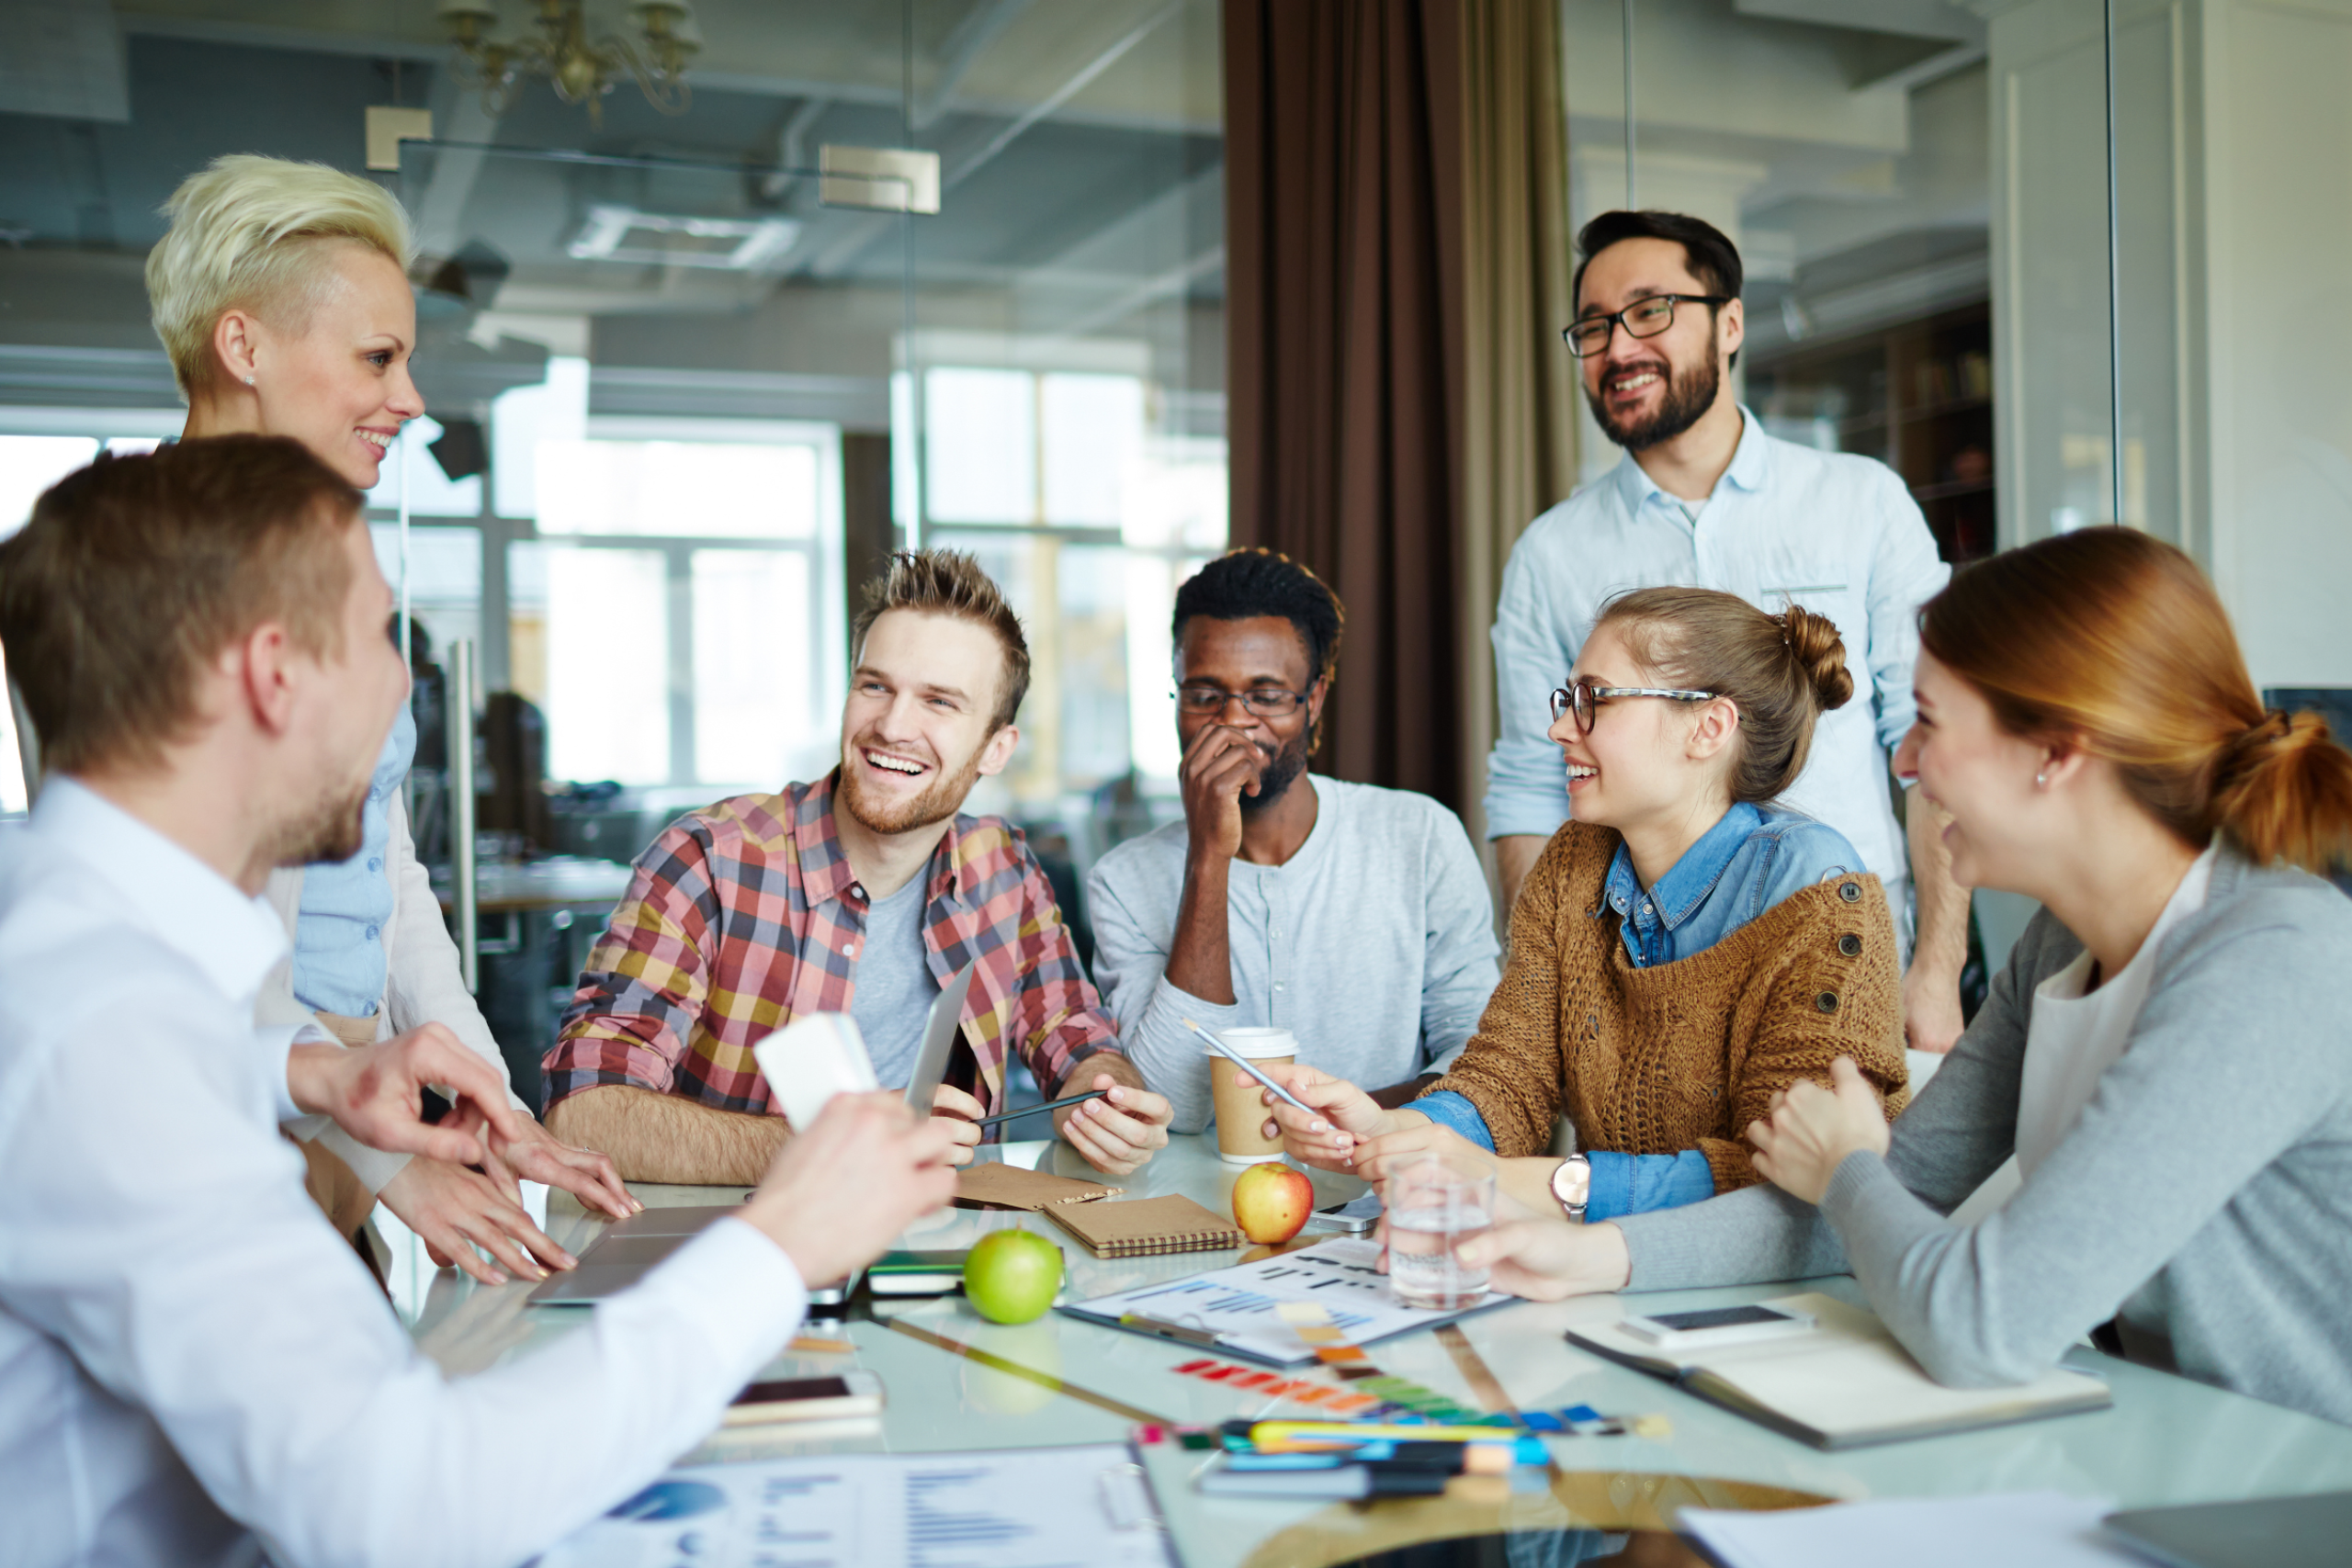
left=1601, top=801, right=1766, bottom=938
left=1610, top=405, right=1773, bottom=517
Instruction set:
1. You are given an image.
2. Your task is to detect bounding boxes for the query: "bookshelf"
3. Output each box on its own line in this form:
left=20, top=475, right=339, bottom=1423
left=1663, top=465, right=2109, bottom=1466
left=1749, top=302, right=1996, bottom=564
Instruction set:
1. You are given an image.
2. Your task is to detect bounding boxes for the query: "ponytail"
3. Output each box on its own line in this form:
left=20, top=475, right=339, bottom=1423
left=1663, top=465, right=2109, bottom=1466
left=1920, top=526, right=2352, bottom=875
left=2211, top=710, right=2352, bottom=872
left=1597, top=586, right=1852, bottom=807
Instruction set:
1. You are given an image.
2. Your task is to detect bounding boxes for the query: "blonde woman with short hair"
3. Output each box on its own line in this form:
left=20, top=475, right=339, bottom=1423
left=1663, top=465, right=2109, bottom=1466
left=152, top=154, right=637, bottom=1281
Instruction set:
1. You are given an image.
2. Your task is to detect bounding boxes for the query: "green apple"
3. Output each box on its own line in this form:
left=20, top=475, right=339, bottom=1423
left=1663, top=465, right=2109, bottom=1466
left=963, top=1229, right=1065, bottom=1325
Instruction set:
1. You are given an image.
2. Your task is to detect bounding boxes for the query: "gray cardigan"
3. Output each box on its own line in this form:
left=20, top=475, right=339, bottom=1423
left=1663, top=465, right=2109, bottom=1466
left=1617, top=846, right=2352, bottom=1426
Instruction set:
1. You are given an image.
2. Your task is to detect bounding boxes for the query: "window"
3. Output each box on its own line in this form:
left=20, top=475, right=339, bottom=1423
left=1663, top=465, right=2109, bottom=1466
left=899, top=364, right=1227, bottom=811
left=0, top=420, right=185, bottom=816
left=506, top=422, right=843, bottom=792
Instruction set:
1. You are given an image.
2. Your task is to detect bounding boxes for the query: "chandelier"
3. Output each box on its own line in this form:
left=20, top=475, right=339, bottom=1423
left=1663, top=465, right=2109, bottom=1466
left=437, top=1, right=698, bottom=126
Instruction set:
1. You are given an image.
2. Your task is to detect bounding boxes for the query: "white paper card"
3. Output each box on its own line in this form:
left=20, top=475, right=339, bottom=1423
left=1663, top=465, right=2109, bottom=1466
left=752, top=1012, right=877, bottom=1133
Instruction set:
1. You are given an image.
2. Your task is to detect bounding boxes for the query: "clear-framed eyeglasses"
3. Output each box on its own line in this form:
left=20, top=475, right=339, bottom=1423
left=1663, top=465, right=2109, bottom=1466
left=1562, top=293, right=1733, bottom=357
left=1549, top=679, right=1718, bottom=733
left=1175, top=683, right=1315, bottom=719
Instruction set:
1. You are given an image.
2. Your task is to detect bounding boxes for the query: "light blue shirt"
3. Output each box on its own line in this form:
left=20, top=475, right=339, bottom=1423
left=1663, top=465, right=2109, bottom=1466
left=1483, top=411, right=1949, bottom=934
left=1418, top=804, right=1864, bottom=1221
left=290, top=703, right=412, bottom=1018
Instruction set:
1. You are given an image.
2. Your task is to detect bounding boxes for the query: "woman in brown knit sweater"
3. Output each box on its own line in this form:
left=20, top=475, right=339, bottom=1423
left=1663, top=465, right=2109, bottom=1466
left=1250, top=587, right=1906, bottom=1224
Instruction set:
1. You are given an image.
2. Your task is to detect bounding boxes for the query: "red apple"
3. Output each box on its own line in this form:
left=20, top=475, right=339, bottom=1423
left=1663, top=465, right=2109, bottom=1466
left=1232, top=1161, right=1315, bottom=1244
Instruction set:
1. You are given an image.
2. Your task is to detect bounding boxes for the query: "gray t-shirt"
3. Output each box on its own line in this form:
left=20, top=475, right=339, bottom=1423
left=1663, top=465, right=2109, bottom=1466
left=1085, top=774, right=1502, bottom=1134
left=849, top=874, right=942, bottom=1089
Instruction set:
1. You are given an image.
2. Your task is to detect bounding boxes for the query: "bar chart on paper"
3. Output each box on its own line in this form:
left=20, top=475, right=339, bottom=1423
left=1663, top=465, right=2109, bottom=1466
left=1063, top=1237, right=1510, bottom=1366
left=537, top=1443, right=1172, bottom=1568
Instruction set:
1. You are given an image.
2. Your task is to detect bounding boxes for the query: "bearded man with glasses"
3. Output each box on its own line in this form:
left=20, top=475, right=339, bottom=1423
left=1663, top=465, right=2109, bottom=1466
left=1485, top=209, right=1971, bottom=1057
left=1085, top=549, right=1501, bottom=1134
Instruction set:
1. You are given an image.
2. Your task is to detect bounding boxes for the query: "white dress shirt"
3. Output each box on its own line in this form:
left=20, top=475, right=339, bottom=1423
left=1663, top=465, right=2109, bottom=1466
left=1483, top=411, right=1951, bottom=941
left=0, top=779, right=808, bottom=1568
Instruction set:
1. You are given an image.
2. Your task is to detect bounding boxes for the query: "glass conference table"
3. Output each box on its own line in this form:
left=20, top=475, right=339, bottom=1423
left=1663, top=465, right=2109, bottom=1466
left=390, top=1134, right=2352, bottom=1567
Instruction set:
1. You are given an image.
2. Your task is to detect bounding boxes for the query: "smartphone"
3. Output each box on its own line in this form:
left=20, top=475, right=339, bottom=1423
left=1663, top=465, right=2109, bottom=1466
left=1307, top=1197, right=1379, bottom=1236
left=1620, top=1303, right=1815, bottom=1349
left=721, top=1371, right=885, bottom=1427
left=866, top=1249, right=968, bottom=1297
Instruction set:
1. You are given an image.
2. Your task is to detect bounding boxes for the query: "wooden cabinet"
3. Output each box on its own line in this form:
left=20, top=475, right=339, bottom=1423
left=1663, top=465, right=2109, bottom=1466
left=1749, top=302, right=1995, bottom=564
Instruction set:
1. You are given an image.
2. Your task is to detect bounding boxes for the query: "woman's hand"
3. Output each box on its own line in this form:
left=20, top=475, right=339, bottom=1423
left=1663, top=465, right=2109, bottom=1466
left=1249, top=1062, right=1396, bottom=1172
left=1747, top=1056, right=1892, bottom=1204
left=378, top=1156, right=575, bottom=1287
left=494, top=1118, right=640, bottom=1220
left=1453, top=1214, right=1633, bottom=1302
left=1343, top=1118, right=1487, bottom=1190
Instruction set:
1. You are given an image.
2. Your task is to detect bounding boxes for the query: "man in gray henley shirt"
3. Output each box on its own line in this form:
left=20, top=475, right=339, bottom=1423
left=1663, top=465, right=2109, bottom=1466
left=1087, top=550, right=1500, bottom=1135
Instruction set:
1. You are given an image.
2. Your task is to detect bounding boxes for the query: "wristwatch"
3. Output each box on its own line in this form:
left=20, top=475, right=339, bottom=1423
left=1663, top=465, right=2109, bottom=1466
left=1550, top=1153, right=1591, bottom=1221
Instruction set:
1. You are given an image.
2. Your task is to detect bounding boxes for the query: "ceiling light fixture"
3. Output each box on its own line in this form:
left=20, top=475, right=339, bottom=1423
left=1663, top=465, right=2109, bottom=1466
left=437, top=1, right=697, bottom=127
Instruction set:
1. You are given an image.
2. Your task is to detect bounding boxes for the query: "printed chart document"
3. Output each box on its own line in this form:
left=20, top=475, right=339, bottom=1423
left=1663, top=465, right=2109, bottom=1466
left=1566, top=1292, right=2110, bottom=1450
left=1060, top=1236, right=1510, bottom=1366
left=534, top=1443, right=1171, bottom=1568
left=1683, top=1491, right=2143, bottom=1568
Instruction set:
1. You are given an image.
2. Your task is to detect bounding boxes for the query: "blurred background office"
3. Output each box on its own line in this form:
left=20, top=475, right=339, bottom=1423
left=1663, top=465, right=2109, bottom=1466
left=6, top=0, right=2347, bottom=1095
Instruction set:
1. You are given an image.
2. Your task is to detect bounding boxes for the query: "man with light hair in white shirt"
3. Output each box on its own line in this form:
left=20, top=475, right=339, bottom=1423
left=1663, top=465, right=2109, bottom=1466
left=0, top=435, right=959, bottom=1568
left=1485, top=209, right=1969, bottom=1053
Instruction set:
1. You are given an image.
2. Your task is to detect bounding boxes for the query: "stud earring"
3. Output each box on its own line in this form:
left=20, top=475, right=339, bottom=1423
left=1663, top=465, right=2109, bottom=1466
left=2035, top=770, right=2049, bottom=788
left=243, top=374, right=255, bottom=386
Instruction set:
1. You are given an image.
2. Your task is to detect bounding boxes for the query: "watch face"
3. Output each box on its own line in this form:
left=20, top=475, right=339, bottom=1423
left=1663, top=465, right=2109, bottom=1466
left=1555, top=1157, right=1590, bottom=1209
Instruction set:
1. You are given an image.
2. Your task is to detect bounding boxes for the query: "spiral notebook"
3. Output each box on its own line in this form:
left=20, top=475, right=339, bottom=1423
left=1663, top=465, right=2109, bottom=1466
left=1044, top=1193, right=1244, bottom=1258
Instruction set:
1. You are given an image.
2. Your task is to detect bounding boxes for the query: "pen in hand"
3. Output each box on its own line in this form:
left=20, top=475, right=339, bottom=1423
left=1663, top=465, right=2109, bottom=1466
left=1179, top=1017, right=1320, bottom=1118
left=965, top=1089, right=1109, bottom=1130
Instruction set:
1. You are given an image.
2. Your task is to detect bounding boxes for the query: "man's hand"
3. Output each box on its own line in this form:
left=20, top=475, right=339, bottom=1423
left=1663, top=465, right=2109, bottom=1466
left=1251, top=1062, right=1397, bottom=1172
left=1056, top=1072, right=1173, bottom=1176
left=1179, top=721, right=1262, bottom=862
left=741, top=1091, right=962, bottom=1288
left=1454, top=1214, right=1633, bottom=1302
left=287, top=1022, right=530, bottom=1167
left=1747, top=1056, right=1893, bottom=1204
left=929, top=1083, right=987, bottom=1167
left=1901, top=964, right=1967, bottom=1055
left=379, top=1156, right=575, bottom=1287
left=496, top=1117, right=640, bottom=1220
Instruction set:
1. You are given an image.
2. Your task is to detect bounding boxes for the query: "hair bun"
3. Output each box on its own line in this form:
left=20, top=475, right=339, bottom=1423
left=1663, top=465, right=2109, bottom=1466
left=1781, top=606, right=1854, bottom=712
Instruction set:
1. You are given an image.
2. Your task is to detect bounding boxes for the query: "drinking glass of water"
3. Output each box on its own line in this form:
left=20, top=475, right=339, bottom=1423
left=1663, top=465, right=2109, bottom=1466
left=1385, top=1149, right=1498, bottom=1309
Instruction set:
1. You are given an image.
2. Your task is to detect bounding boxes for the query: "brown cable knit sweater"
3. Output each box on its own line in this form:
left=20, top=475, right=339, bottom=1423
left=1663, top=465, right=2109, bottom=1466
left=1422, top=820, right=1907, bottom=1193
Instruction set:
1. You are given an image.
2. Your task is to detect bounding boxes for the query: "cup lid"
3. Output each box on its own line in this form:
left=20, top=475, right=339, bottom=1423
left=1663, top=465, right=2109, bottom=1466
left=1214, top=1027, right=1297, bottom=1059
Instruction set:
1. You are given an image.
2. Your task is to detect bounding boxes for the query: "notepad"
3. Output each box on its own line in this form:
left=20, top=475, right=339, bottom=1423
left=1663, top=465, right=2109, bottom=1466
left=953, top=1161, right=1121, bottom=1212
left=1566, top=1292, right=2112, bottom=1450
left=1043, top=1193, right=1245, bottom=1257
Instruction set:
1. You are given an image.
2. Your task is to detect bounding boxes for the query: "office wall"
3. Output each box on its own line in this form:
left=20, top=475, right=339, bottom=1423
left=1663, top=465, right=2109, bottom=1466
left=1985, top=0, right=2352, bottom=692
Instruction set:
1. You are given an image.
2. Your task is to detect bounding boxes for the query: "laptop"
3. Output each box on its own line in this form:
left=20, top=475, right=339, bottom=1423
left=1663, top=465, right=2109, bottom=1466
left=2104, top=1491, right=2352, bottom=1568
left=527, top=960, right=980, bottom=1307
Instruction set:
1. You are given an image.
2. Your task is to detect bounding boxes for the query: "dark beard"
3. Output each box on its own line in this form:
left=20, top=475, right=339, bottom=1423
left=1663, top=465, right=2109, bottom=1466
left=264, top=779, right=370, bottom=869
left=1238, top=731, right=1309, bottom=818
left=1588, top=348, right=1722, bottom=450
left=837, top=741, right=988, bottom=836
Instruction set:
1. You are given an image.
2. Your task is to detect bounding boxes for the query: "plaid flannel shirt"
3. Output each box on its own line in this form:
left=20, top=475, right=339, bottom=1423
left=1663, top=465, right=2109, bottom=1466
left=542, top=772, right=1115, bottom=1119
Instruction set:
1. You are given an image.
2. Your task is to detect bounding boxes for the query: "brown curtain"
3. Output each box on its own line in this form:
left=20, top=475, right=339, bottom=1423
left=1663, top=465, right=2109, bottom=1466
left=1456, top=0, right=1577, bottom=840
left=1225, top=0, right=1467, bottom=810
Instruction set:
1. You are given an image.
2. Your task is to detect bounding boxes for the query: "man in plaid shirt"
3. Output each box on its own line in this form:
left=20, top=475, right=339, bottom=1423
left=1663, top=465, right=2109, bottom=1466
left=542, top=551, right=1173, bottom=1186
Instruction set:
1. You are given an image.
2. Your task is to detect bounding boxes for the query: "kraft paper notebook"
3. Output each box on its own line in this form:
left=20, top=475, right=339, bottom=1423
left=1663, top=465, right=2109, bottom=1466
left=1565, top=1292, right=2111, bottom=1450
left=953, top=1162, right=1121, bottom=1212
left=1043, top=1193, right=1245, bottom=1258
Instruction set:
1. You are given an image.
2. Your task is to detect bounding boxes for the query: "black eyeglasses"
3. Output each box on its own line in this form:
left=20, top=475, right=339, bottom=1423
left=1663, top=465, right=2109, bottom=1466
left=1549, top=679, right=1717, bottom=733
left=1176, top=684, right=1315, bottom=718
left=1563, top=293, right=1732, bottom=357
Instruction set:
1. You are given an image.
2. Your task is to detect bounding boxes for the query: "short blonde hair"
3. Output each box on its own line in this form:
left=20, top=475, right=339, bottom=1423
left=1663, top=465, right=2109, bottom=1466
left=146, top=154, right=415, bottom=399
left=854, top=550, right=1031, bottom=730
